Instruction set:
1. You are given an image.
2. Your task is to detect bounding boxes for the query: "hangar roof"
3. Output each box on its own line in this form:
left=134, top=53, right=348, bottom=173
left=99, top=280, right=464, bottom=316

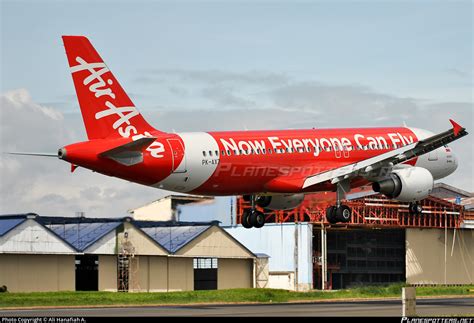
left=0, top=217, right=26, bottom=237
left=45, top=221, right=123, bottom=251
left=0, top=214, right=251, bottom=257
left=137, top=224, right=210, bottom=253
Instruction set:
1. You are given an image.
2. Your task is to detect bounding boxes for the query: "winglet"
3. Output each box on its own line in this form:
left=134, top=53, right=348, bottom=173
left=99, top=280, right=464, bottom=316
left=449, top=119, right=463, bottom=136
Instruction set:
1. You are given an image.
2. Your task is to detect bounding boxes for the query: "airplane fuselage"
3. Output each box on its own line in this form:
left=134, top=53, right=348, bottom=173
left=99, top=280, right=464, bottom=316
left=61, top=126, right=458, bottom=196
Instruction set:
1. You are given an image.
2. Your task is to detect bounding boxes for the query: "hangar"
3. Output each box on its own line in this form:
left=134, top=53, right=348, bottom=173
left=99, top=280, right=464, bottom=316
left=0, top=215, right=256, bottom=293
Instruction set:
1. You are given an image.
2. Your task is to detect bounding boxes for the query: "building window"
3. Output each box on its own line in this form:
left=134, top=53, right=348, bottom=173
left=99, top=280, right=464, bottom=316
left=193, top=258, right=218, bottom=269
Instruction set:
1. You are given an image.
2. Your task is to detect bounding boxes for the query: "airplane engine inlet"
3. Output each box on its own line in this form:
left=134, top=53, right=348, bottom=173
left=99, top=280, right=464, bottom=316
left=372, top=167, right=434, bottom=202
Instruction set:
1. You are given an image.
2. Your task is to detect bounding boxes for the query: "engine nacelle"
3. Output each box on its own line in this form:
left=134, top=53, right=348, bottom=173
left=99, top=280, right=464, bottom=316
left=372, top=167, right=434, bottom=202
left=256, top=194, right=305, bottom=211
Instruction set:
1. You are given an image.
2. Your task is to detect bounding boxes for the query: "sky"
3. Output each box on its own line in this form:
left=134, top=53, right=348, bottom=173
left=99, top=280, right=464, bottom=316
left=0, top=0, right=472, bottom=217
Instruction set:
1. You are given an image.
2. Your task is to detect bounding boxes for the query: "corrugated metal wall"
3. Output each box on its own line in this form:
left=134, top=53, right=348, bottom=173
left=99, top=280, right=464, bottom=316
left=406, top=228, right=474, bottom=285
left=0, top=254, right=75, bottom=292
left=225, top=223, right=313, bottom=291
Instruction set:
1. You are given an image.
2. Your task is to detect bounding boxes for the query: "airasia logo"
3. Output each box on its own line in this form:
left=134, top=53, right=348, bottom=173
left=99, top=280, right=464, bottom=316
left=70, top=57, right=164, bottom=158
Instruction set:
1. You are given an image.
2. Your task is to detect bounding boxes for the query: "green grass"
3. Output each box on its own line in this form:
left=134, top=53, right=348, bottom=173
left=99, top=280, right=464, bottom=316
left=0, top=284, right=472, bottom=308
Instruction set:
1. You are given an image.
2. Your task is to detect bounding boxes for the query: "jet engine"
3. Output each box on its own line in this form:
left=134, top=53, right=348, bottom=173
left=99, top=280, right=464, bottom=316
left=372, top=167, right=434, bottom=202
left=256, top=194, right=305, bottom=211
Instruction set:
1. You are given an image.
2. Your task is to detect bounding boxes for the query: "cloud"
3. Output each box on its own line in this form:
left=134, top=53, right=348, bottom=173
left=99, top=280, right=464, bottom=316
left=138, top=68, right=289, bottom=87
left=1, top=73, right=472, bottom=218
left=0, top=89, right=165, bottom=217
left=141, top=70, right=472, bottom=191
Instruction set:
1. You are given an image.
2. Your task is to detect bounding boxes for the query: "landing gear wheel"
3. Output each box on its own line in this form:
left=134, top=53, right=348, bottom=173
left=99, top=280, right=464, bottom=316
left=409, top=202, right=423, bottom=215
left=250, top=210, right=265, bottom=228
left=336, top=205, right=352, bottom=223
left=326, top=206, right=337, bottom=224
left=241, top=209, right=253, bottom=229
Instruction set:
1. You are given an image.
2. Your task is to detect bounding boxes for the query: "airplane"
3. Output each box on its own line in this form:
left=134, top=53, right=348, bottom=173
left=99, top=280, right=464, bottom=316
left=11, top=36, right=469, bottom=229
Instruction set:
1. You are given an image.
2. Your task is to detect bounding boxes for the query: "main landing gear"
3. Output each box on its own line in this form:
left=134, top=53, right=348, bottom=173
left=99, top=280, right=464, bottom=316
left=326, top=179, right=352, bottom=224
left=408, top=202, right=423, bottom=216
left=241, top=195, right=266, bottom=229
left=326, top=205, right=352, bottom=224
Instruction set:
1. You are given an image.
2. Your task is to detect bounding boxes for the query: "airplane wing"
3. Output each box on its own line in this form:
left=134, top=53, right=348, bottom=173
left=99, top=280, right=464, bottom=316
left=302, top=119, right=468, bottom=189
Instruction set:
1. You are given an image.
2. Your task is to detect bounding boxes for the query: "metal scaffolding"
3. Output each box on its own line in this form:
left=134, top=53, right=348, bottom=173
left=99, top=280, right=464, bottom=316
left=118, top=234, right=139, bottom=292
left=237, top=192, right=472, bottom=229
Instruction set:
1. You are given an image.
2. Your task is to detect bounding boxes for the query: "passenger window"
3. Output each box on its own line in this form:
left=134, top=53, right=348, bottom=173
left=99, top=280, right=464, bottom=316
left=209, top=150, right=213, bottom=156
left=256, top=149, right=260, bottom=154
left=203, top=151, right=206, bottom=157
left=221, top=150, right=225, bottom=155
left=215, top=150, right=219, bottom=156
left=234, top=150, right=238, bottom=155
left=227, top=150, right=231, bottom=156
left=268, top=149, right=272, bottom=154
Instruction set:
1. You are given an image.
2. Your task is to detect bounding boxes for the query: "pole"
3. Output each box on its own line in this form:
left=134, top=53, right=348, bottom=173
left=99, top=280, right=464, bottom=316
left=445, top=210, right=447, bottom=285
left=294, top=224, right=299, bottom=291
left=321, top=225, right=327, bottom=290
left=402, top=287, right=416, bottom=316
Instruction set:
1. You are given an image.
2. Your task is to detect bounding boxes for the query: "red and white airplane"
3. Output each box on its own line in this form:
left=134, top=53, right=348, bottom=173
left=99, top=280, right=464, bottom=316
left=14, top=36, right=469, bottom=228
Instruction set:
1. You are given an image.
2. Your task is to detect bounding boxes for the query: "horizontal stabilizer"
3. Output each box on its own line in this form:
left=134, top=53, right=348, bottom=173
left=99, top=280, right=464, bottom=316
left=98, top=137, right=157, bottom=166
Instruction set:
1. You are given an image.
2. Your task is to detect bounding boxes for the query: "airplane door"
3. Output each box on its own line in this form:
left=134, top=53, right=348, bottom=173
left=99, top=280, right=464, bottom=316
left=334, top=146, right=342, bottom=159
left=167, top=139, right=187, bottom=173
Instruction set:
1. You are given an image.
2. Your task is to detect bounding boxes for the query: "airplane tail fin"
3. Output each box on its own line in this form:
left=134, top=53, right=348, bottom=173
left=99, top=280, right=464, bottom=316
left=62, top=36, right=159, bottom=140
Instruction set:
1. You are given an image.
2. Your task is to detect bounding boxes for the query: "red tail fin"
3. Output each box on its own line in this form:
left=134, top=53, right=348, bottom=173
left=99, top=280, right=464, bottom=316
left=62, top=36, right=158, bottom=139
